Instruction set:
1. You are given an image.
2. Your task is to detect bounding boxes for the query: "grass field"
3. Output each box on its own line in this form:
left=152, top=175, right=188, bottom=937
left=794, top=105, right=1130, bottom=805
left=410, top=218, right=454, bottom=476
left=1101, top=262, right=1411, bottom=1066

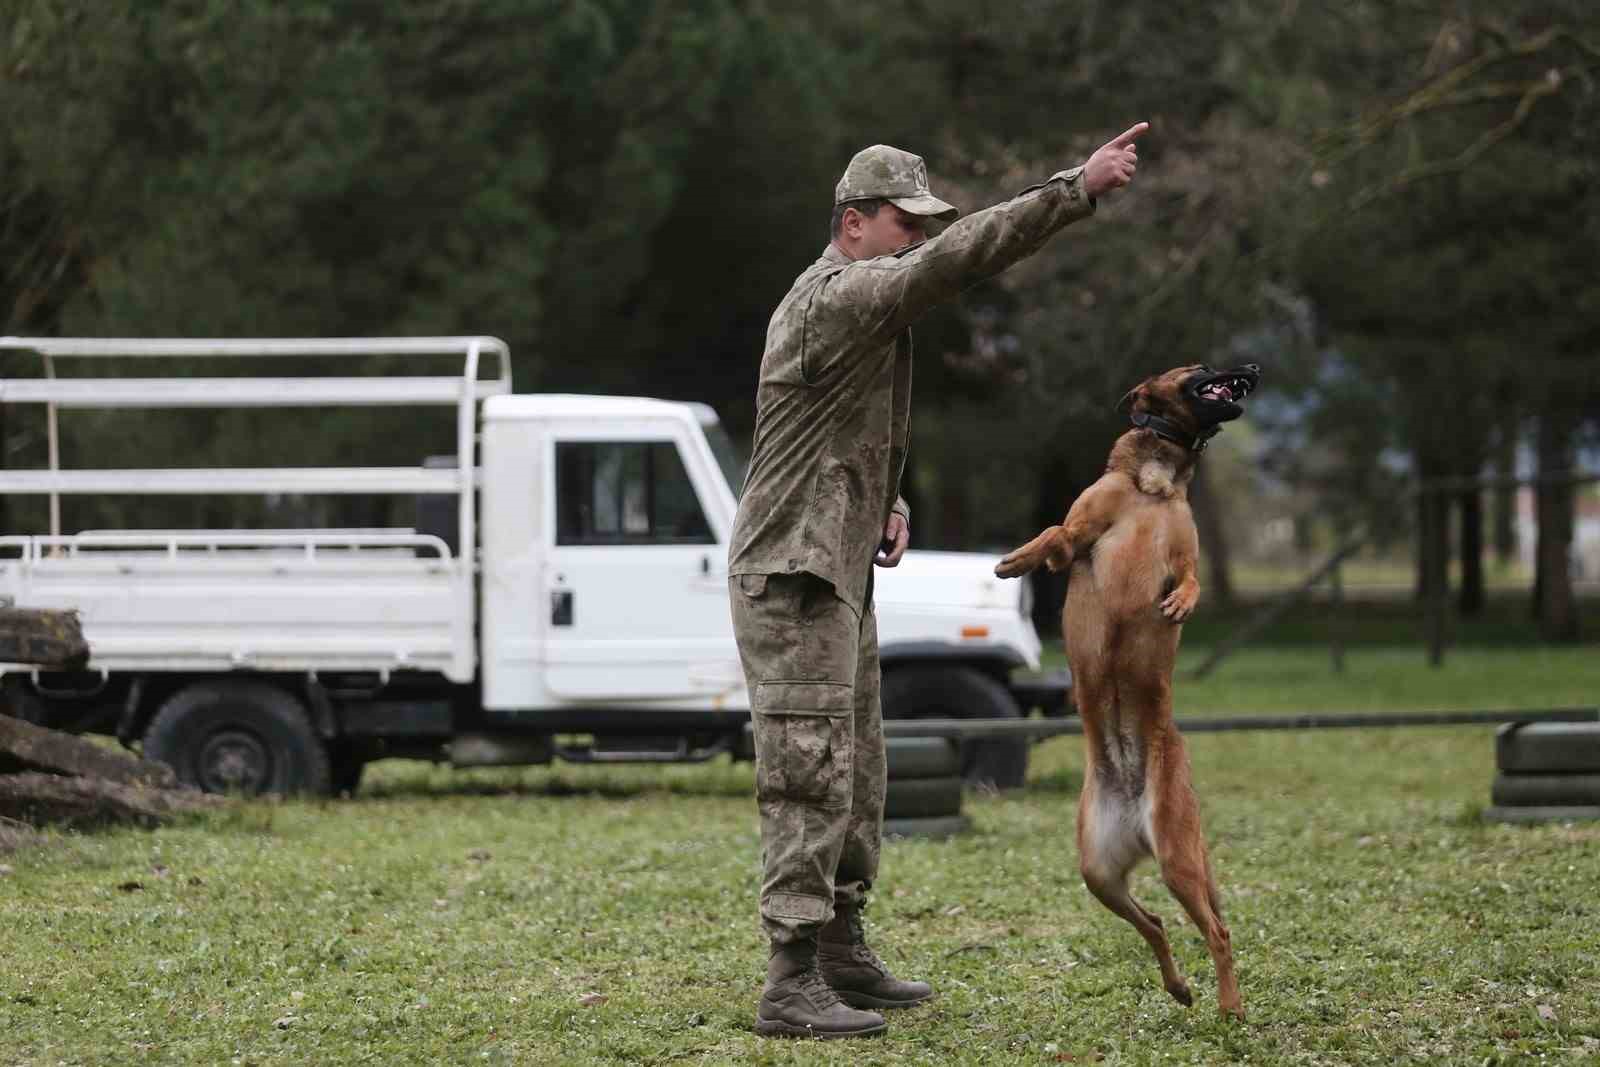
left=3, top=619, right=1598, bottom=1064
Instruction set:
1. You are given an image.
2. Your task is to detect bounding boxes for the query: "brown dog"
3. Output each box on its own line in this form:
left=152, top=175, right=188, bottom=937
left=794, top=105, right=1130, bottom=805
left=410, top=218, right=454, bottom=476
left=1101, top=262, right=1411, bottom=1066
left=995, top=363, right=1259, bottom=1021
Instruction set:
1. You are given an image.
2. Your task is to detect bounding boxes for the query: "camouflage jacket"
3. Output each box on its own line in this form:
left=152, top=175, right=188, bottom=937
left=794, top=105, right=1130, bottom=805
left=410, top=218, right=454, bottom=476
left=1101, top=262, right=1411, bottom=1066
left=728, top=166, right=1096, bottom=615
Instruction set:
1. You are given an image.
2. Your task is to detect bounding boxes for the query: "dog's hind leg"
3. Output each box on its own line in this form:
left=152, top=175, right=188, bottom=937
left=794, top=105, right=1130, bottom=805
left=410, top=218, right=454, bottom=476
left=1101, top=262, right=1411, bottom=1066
left=1150, top=760, right=1244, bottom=1020
left=1077, top=785, right=1192, bottom=1007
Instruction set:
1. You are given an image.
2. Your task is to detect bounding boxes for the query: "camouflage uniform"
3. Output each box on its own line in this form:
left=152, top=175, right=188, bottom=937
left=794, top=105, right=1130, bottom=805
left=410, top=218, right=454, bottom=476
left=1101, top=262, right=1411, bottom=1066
left=730, top=144, right=1097, bottom=944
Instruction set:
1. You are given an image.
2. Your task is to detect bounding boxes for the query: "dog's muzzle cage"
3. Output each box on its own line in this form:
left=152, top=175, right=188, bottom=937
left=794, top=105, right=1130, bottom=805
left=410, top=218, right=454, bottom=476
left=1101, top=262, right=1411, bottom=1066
left=1184, top=365, right=1260, bottom=410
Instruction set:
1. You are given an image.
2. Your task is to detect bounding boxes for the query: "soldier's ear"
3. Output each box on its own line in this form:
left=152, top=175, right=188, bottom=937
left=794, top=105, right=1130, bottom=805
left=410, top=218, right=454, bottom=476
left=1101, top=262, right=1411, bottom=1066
left=841, top=204, right=867, bottom=239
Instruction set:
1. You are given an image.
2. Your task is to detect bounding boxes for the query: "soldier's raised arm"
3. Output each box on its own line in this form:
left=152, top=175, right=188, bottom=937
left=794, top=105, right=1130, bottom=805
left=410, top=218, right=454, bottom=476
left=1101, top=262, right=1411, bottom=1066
left=820, top=124, right=1148, bottom=341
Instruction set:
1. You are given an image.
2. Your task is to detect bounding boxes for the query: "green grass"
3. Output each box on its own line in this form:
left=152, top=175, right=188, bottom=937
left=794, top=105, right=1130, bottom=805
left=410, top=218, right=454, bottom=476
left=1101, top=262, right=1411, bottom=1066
left=1132, top=645, right=1597, bottom=718
left=1037, top=592, right=1600, bottom=718
left=1147, top=591, right=1599, bottom=648
left=1227, top=557, right=1544, bottom=594
left=3, top=637, right=1599, bottom=1065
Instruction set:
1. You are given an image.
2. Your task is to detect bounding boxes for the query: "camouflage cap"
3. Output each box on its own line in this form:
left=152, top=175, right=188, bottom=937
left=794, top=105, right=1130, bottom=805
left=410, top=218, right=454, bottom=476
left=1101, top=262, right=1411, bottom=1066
left=834, top=144, right=959, bottom=221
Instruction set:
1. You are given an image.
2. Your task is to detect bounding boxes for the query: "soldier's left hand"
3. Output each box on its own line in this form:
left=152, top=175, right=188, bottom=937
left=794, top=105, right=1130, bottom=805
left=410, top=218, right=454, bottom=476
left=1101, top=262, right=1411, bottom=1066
left=875, top=513, right=910, bottom=568
left=1083, top=122, right=1149, bottom=199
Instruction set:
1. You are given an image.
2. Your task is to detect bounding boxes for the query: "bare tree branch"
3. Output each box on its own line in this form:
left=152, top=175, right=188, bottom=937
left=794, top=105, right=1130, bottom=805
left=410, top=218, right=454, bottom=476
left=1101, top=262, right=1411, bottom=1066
left=1318, top=23, right=1598, bottom=170
left=1347, top=65, right=1567, bottom=211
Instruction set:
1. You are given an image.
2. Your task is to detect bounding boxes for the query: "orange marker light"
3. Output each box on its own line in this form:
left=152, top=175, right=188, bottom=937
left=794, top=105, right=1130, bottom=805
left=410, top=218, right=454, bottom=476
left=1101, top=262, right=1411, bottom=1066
left=960, top=626, right=989, bottom=639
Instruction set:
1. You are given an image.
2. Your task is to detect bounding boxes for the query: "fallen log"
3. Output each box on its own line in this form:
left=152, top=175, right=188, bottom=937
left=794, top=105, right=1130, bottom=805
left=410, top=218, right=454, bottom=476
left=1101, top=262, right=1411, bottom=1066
left=0, top=772, right=221, bottom=830
left=0, top=607, right=89, bottom=669
left=0, top=713, right=176, bottom=786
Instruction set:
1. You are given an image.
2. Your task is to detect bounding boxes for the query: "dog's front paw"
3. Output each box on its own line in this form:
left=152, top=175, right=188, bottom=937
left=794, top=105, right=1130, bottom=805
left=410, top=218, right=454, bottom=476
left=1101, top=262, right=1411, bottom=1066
left=1160, top=588, right=1198, bottom=622
left=994, top=552, right=1031, bottom=579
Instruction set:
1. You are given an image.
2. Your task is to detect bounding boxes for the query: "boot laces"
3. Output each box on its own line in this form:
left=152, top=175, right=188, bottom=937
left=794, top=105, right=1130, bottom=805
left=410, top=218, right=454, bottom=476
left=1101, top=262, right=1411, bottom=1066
left=848, top=942, right=887, bottom=970
left=839, top=908, right=887, bottom=971
left=798, top=965, right=845, bottom=1008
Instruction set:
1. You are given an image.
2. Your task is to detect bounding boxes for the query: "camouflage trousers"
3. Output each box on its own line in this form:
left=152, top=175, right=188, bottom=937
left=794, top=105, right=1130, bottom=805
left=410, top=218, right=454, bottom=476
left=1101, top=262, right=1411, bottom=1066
left=730, top=570, right=886, bottom=945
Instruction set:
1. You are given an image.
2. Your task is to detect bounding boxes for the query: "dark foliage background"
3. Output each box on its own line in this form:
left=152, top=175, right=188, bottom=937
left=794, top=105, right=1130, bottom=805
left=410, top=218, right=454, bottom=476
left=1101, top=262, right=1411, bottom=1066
left=3, top=1, right=1596, bottom=638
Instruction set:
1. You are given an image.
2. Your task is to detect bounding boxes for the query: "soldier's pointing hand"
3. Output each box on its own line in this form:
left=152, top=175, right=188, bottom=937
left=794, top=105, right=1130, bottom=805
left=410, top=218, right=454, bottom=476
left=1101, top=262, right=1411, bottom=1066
left=1082, top=122, right=1149, bottom=200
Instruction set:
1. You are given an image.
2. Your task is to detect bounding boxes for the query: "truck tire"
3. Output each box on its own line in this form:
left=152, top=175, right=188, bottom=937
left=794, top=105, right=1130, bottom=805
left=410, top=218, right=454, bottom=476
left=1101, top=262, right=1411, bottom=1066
left=883, top=665, right=1028, bottom=791
left=884, top=775, right=963, bottom=820
left=885, top=736, right=961, bottom=780
left=1496, top=723, right=1600, bottom=774
left=143, top=681, right=331, bottom=797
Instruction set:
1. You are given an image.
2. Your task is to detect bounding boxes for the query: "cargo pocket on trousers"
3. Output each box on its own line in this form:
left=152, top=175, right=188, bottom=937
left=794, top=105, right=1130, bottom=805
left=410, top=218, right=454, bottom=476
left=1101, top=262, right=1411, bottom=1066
left=754, top=680, right=853, bottom=807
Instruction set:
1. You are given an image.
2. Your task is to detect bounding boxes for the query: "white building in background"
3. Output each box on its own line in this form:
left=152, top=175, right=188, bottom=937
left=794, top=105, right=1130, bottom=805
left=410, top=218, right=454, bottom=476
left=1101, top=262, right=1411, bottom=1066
left=1517, top=487, right=1600, bottom=581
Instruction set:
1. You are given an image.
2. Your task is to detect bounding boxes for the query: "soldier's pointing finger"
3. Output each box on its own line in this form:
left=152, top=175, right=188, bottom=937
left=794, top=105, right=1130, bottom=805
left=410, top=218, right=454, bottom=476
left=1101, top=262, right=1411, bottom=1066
left=1109, top=122, right=1149, bottom=148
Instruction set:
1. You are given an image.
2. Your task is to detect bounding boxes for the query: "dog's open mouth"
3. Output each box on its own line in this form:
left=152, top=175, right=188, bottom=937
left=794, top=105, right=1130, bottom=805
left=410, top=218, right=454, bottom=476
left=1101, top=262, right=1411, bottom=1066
left=1196, top=376, right=1254, bottom=404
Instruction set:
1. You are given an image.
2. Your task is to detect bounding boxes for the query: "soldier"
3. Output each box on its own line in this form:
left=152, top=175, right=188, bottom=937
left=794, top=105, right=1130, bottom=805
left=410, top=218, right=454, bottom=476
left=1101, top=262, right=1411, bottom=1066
left=728, top=123, right=1149, bottom=1038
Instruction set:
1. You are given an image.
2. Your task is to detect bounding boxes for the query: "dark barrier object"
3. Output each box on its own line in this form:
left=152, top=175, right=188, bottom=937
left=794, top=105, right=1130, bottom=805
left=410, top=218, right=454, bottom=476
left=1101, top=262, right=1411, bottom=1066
left=884, top=666, right=1027, bottom=790
left=885, top=736, right=960, bottom=780
left=1483, top=805, right=1600, bottom=824
left=884, top=776, right=962, bottom=820
left=883, top=814, right=971, bottom=839
left=883, top=707, right=1597, bottom=741
left=1491, top=773, right=1600, bottom=807
left=882, top=737, right=967, bottom=838
left=1496, top=722, right=1600, bottom=774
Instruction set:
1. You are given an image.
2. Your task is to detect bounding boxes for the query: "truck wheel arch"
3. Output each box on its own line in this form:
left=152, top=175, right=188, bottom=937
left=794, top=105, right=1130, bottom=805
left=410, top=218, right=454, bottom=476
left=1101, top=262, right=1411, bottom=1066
left=879, top=642, right=1026, bottom=682
left=118, top=674, right=337, bottom=747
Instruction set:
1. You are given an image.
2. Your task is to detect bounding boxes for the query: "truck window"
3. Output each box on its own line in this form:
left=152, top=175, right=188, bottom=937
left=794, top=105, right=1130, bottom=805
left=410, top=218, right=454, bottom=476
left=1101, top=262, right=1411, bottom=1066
left=556, top=441, right=714, bottom=545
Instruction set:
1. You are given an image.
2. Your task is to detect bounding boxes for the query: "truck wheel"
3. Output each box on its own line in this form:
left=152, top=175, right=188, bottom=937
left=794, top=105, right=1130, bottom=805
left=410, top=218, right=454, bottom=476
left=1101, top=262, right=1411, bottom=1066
left=883, top=665, right=1028, bottom=791
left=143, top=681, right=331, bottom=797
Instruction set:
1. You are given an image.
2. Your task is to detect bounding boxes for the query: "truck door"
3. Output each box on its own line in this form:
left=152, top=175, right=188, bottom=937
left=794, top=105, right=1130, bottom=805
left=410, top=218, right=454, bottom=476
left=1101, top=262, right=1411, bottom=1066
left=540, top=427, right=739, bottom=701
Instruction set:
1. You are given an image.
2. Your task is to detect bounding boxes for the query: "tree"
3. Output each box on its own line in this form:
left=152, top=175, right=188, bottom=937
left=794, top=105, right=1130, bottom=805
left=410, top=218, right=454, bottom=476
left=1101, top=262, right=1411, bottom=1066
left=1298, top=5, right=1599, bottom=641
left=1, top=0, right=750, bottom=531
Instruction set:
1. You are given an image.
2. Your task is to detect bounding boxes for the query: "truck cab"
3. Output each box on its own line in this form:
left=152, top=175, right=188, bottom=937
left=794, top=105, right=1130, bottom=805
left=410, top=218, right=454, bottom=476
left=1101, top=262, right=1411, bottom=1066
left=0, top=337, right=1066, bottom=794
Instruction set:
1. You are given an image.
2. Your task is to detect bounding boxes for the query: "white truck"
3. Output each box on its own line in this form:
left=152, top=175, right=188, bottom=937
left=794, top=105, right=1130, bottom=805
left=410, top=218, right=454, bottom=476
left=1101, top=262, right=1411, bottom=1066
left=0, top=337, right=1067, bottom=794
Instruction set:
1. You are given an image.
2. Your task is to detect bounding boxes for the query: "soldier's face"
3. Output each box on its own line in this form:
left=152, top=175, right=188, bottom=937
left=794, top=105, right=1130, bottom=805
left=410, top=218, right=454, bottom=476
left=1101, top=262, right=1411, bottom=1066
left=855, top=203, right=927, bottom=257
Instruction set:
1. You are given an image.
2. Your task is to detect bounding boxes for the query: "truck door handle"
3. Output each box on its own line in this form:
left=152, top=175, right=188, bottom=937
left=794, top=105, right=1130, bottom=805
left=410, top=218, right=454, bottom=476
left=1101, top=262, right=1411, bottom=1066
left=700, top=554, right=711, bottom=575
left=551, top=590, right=574, bottom=627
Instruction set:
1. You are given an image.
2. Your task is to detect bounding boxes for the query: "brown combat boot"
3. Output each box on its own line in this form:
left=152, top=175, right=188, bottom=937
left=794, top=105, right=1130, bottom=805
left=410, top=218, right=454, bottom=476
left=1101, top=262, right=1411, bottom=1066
left=755, top=939, right=887, bottom=1039
left=819, top=899, right=934, bottom=1009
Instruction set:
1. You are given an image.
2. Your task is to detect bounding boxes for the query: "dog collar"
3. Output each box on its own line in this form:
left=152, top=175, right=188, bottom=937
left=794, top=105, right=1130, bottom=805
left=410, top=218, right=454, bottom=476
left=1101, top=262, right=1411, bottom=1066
left=1130, top=412, right=1220, bottom=453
